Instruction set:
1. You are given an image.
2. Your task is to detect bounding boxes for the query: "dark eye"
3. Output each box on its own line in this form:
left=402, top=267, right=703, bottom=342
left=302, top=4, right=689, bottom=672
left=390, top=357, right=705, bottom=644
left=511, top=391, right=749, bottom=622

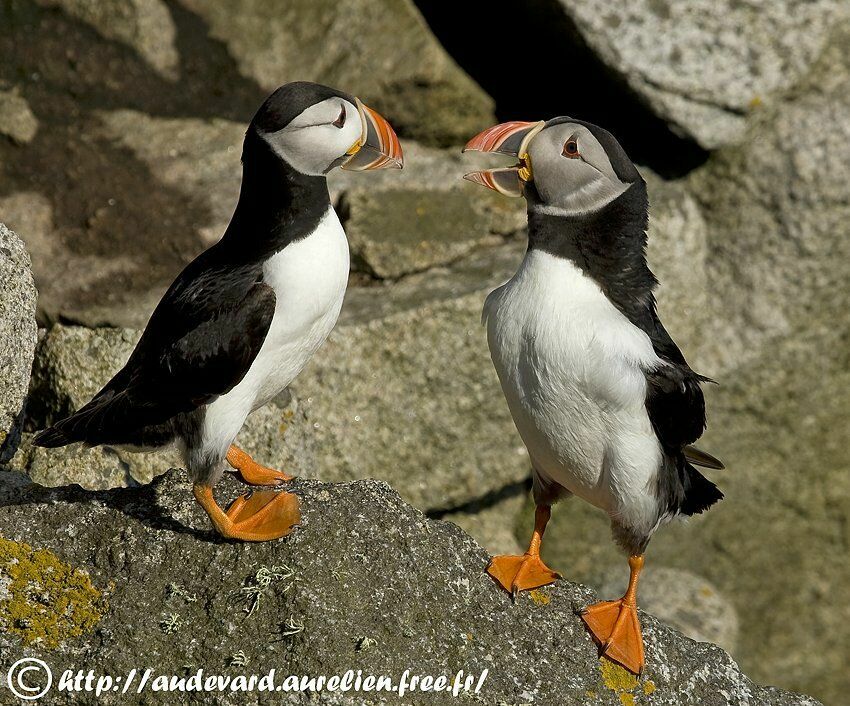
left=562, top=138, right=580, bottom=158
left=333, top=105, right=346, bottom=129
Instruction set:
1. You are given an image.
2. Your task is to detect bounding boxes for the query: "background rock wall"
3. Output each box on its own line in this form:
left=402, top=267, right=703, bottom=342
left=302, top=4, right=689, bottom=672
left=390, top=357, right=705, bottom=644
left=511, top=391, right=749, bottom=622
left=1, top=1, right=849, bottom=703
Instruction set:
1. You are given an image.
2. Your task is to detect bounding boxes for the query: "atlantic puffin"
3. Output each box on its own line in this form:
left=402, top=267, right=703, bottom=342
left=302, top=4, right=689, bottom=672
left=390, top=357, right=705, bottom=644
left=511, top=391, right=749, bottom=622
left=462, top=118, right=723, bottom=673
left=34, top=81, right=403, bottom=542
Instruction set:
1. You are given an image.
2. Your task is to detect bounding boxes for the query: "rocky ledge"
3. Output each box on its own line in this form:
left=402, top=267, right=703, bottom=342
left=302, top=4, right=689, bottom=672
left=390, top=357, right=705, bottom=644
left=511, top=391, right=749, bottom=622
left=0, top=470, right=820, bottom=706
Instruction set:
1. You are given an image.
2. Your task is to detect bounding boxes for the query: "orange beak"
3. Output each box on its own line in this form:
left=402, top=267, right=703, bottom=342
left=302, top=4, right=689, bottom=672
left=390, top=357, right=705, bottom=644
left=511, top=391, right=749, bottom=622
left=341, top=98, right=404, bottom=171
left=462, top=120, right=544, bottom=196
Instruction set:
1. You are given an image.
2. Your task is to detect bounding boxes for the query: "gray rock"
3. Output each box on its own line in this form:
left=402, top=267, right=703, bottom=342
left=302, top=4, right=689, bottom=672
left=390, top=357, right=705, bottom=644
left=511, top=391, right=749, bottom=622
left=0, top=224, right=38, bottom=463
left=681, top=23, right=850, bottom=378
left=656, top=61, right=850, bottom=686
left=0, top=469, right=822, bottom=705
left=180, top=0, right=494, bottom=146
left=0, top=88, right=38, bottom=144
left=341, top=185, right=523, bottom=279
left=0, top=191, right=162, bottom=326
left=551, top=0, right=847, bottom=148
left=94, top=110, right=245, bottom=249
left=20, top=325, right=177, bottom=487
left=34, top=0, right=179, bottom=78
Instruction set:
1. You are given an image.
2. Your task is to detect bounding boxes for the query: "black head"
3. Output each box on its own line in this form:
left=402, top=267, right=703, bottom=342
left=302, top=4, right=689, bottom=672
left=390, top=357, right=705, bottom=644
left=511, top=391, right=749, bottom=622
left=463, top=116, right=643, bottom=214
left=246, top=81, right=403, bottom=176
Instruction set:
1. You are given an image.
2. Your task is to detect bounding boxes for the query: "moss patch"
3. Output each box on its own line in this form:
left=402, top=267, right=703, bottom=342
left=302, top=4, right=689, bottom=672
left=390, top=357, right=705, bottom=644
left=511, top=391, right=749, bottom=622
left=0, top=537, right=107, bottom=649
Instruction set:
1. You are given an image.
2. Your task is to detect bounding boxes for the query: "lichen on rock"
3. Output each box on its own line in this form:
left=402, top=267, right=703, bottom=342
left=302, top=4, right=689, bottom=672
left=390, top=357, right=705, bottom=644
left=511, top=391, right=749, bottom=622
left=0, top=537, right=107, bottom=649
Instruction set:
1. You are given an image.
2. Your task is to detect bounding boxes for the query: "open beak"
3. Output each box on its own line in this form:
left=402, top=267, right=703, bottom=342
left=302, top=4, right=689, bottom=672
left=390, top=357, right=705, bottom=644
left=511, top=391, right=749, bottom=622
left=462, top=120, right=544, bottom=196
left=341, top=98, right=404, bottom=171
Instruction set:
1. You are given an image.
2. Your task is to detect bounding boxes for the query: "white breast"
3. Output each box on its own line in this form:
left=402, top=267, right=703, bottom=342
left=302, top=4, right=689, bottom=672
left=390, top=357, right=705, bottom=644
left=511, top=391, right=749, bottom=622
left=485, top=249, right=664, bottom=526
left=202, top=208, right=349, bottom=457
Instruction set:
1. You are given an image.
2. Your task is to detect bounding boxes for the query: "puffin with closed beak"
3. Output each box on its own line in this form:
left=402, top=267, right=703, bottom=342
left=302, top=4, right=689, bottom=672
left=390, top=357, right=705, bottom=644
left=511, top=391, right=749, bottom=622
left=34, top=81, right=403, bottom=542
left=462, top=118, right=723, bottom=673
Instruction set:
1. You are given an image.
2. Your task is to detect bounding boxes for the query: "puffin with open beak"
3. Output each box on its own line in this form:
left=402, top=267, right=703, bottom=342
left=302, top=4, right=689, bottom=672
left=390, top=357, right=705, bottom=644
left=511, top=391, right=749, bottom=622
left=463, top=118, right=723, bottom=673
left=34, top=81, right=403, bottom=542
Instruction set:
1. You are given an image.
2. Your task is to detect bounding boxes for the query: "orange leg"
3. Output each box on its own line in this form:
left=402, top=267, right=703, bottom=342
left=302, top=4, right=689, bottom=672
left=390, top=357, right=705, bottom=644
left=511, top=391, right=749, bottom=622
left=487, top=504, right=561, bottom=597
left=226, top=445, right=294, bottom=486
left=193, top=483, right=300, bottom=542
left=582, top=555, right=646, bottom=674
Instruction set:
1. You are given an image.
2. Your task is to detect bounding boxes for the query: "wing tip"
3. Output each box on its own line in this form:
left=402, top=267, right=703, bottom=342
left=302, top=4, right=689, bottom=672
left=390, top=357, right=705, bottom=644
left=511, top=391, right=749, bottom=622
left=684, top=445, right=725, bottom=470
left=32, top=427, right=72, bottom=448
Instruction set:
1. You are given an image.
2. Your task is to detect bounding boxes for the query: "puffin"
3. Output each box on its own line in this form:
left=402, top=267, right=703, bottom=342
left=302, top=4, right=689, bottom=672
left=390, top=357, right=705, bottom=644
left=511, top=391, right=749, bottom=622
left=34, top=81, right=403, bottom=542
left=462, top=118, right=723, bottom=674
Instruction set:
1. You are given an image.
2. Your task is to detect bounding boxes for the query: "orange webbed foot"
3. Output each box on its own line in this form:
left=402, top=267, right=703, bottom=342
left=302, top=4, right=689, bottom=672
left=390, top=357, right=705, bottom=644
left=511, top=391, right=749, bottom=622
left=194, top=485, right=300, bottom=542
left=582, top=597, right=645, bottom=674
left=487, top=553, right=560, bottom=596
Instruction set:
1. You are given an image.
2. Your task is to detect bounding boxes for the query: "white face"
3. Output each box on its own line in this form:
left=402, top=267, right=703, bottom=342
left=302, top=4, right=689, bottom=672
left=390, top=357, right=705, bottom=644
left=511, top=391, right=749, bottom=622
left=260, top=97, right=363, bottom=175
left=527, top=123, right=630, bottom=215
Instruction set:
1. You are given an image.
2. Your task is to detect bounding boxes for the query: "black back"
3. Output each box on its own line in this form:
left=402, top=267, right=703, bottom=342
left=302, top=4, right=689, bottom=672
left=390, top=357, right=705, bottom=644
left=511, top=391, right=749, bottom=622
left=34, top=85, right=335, bottom=449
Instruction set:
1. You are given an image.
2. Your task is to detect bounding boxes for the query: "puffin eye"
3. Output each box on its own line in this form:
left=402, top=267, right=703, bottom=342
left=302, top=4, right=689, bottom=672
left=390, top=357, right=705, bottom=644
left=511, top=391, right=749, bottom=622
left=562, top=138, right=580, bottom=158
left=333, top=105, right=346, bottom=129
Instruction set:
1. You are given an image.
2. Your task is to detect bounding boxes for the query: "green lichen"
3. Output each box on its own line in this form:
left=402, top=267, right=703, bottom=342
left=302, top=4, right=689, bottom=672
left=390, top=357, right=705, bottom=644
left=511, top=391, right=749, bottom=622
left=0, top=537, right=106, bottom=649
left=160, top=613, right=181, bottom=634
left=237, top=564, right=295, bottom=617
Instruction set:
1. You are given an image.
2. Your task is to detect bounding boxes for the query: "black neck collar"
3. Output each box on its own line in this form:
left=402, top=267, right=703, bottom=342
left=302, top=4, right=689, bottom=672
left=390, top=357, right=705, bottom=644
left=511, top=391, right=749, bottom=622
left=525, top=180, right=657, bottom=305
left=219, top=129, right=331, bottom=261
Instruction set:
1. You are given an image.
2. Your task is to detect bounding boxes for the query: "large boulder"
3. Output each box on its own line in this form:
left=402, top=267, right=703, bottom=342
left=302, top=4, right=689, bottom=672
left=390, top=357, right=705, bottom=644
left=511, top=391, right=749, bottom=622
left=341, top=185, right=523, bottom=280
left=547, top=0, right=847, bottom=149
left=34, top=0, right=179, bottom=78
left=0, top=469, right=822, bottom=706
left=293, top=287, right=530, bottom=511
left=179, top=0, right=494, bottom=146
left=0, top=224, right=38, bottom=463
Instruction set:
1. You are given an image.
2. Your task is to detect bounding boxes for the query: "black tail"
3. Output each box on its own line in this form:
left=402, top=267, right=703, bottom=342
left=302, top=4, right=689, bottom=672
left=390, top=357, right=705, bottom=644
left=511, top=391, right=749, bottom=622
left=680, top=463, right=724, bottom=515
left=32, top=392, right=129, bottom=449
